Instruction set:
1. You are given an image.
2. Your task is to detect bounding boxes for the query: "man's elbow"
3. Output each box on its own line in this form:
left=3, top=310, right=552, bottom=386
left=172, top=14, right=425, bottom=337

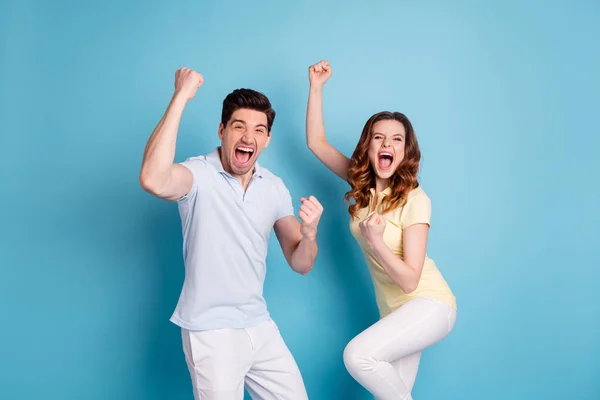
left=295, top=264, right=313, bottom=276
left=139, top=174, right=157, bottom=195
left=288, top=257, right=314, bottom=275
left=289, top=257, right=315, bottom=276
left=139, top=170, right=164, bottom=196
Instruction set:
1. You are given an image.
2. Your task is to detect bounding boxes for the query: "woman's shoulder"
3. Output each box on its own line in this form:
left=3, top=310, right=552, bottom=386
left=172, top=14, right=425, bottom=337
left=406, top=185, right=429, bottom=201
left=382, top=186, right=428, bottom=220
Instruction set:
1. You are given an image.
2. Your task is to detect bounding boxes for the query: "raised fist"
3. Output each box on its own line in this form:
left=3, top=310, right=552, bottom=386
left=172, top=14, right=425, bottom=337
left=358, top=211, right=386, bottom=246
left=175, top=67, right=204, bottom=101
left=308, top=60, right=332, bottom=88
left=299, top=196, right=324, bottom=240
left=359, top=192, right=386, bottom=246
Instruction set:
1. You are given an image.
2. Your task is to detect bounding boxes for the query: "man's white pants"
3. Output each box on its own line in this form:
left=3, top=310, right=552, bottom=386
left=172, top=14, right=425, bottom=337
left=181, top=319, right=308, bottom=400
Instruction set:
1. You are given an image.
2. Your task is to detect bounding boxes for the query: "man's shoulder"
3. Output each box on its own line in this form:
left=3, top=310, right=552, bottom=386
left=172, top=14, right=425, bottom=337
left=180, top=155, right=208, bottom=173
left=258, top=164, right=278, bottom=179
left=258, top=165, right=287, bottom=187
left=182, top=154, right=209, bottom=163
left=180, top=149, right=220, bottom=173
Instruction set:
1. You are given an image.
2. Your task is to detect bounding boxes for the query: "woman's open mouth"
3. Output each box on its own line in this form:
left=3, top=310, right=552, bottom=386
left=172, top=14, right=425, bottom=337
left=378, top=151, right=394, bottom=170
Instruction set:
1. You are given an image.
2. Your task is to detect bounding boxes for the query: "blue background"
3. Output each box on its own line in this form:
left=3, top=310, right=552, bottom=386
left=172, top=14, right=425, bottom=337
left=1, top=0, right=599, bottom=399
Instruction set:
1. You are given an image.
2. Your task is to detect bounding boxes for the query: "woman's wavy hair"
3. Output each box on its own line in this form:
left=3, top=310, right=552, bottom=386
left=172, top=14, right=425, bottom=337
left=344, top=111, right=421, bottom=218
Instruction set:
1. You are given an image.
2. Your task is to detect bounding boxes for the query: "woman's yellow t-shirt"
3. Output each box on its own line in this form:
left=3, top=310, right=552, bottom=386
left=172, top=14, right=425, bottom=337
left=349, top=186, right=456, bottom=318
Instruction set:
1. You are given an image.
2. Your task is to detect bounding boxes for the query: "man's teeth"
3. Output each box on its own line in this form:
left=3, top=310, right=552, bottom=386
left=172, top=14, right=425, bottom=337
left=237, top=147, right=254, bottom=153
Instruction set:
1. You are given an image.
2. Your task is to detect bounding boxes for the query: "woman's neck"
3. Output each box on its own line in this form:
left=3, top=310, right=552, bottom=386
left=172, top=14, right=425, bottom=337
left=375, top=178, right=389, bottom=193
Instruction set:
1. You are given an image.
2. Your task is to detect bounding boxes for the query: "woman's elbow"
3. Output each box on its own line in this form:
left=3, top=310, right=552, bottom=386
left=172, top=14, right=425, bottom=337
left=402, top=281, right=418, bottom=294
left=307, top=137, right=326, bottom=152
left=397, top=274, right=420, bottom=294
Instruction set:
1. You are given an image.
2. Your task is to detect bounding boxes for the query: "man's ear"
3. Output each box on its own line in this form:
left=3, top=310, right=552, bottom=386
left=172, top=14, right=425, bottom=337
left=218, top=122, right=224, bottom=140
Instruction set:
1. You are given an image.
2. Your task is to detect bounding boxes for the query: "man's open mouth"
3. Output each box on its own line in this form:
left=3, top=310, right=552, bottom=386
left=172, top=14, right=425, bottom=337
left=234, top=145, right=255, bottom=164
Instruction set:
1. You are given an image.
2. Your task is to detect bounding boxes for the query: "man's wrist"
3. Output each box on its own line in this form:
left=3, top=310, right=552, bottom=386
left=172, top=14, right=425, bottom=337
left=301, top=231, right=317, bottom=242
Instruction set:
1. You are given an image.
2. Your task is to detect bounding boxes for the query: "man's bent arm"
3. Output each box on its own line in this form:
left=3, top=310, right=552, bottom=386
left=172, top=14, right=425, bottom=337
left=274, top=196, right=323, bottom=275
left=274, top=216, right=318, bottom=275
left=139, top=68, right=203, bottom=201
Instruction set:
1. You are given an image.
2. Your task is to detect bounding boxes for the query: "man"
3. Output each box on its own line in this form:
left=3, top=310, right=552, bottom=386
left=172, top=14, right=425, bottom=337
left=139, top=67, right=323, bottom=399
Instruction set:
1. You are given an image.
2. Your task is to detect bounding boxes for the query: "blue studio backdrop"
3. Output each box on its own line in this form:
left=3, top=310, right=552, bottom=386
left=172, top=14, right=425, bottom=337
left=1, top=0, right=599, bottom=399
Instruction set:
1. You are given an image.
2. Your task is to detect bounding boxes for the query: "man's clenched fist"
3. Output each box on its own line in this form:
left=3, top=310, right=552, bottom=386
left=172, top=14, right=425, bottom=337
left=175, top=67, right=204, bottom=101
left=298, top=196, right=323, bottom=240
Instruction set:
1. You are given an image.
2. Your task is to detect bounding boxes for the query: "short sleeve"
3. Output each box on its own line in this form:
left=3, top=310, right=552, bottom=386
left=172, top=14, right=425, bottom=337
left=401, top=194, right=431, bottom=229
left=275, top=179, right=294, bottom=220
left=176, top=157, right=206, bottom=204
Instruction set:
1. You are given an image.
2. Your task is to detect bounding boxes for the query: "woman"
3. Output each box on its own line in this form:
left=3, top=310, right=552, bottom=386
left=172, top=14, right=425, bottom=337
left=306, top=60, right=457, bottom=399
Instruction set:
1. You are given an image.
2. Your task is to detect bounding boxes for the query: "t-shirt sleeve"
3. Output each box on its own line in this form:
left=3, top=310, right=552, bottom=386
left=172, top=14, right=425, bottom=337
left=176, top=157, right=206, bottom=204
left=401, top=193, right=432, bottom=228
left=275, top=179, right=295, bottom=221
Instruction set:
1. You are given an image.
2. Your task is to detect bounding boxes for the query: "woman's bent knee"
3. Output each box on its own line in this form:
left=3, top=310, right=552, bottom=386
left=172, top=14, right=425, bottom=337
left=343, top=339, right=375, bottom=376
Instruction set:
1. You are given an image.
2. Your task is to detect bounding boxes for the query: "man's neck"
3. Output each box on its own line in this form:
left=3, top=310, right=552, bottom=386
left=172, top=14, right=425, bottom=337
left=218, top=148, right=255, bottom=190
left=233, top=171, right=254, bottom=191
